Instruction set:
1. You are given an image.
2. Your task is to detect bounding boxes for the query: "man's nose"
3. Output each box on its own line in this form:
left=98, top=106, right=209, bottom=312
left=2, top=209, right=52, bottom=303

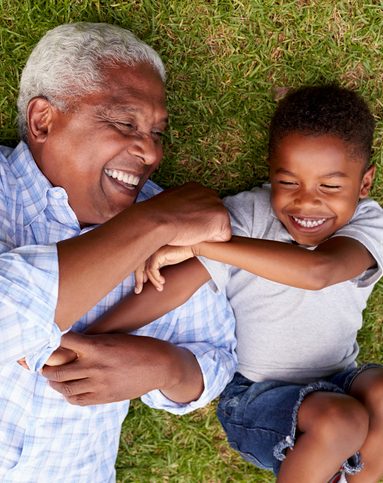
left=129, top=133, right=159, bottom=165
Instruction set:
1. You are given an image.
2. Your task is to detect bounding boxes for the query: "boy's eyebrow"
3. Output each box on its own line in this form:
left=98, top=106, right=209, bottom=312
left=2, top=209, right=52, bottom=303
left=275, top=168, right=348, bottom=178
left=274, top=168, right=296, bottom=176
left=322, top=171, right=349, bottom=178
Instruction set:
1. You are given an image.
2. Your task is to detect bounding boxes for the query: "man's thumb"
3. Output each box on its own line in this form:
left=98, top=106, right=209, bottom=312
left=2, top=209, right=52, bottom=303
left=60, top=331, right=88, bottom=352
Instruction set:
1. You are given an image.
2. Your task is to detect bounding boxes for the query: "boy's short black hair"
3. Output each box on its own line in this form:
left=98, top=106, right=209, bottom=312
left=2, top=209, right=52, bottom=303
left=268, top=85, right=375, bottom=166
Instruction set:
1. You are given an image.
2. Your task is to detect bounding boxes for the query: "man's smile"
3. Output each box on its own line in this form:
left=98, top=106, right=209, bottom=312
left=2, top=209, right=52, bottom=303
left=104, top=168, right=141, bottom=190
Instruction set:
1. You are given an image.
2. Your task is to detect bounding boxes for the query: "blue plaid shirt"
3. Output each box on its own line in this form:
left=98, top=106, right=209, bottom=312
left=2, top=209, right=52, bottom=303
left=0, top=142, right=237, bottom=482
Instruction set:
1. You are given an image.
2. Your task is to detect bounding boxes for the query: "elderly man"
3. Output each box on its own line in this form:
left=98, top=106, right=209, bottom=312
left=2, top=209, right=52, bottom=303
left=0, top=23, right=236, bottom=482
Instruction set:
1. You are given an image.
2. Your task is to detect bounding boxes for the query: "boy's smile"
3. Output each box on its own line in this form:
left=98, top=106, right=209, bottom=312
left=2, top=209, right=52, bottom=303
left=269, top=133, right=375, bottom=246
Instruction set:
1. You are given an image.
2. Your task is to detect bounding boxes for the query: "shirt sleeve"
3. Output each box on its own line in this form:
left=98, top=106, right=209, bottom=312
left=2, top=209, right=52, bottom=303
left=332, top=198, right=383, bottom=287
left=0, top=194, right=61, bottom=369
left=140, top=283, right=237, bottom=414
left=0, top=245, right=61, bottom=370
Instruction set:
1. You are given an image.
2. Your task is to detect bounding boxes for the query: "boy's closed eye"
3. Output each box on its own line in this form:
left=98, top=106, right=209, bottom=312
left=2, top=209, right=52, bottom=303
left=276, top=180, right=298, bottom=187
left=320, top=184, right=341, bottom=190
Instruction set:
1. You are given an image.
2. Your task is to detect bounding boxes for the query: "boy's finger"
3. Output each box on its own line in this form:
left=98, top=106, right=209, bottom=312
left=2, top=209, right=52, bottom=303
left=147, top=267, right=165, bottom=291
left=134, top=264, right=147, bottom=294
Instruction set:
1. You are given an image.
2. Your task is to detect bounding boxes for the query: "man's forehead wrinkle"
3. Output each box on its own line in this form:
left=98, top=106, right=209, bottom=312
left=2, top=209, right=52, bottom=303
left=97, top=103, right=168, bottom=125
left=98, top=104, right=138, bottom=117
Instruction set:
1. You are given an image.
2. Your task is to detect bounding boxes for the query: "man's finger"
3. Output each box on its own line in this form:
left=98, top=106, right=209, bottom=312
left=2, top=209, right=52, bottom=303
left=49, top=378, right=91, bottom=398
left=57, top=331, right=91, bottom=353
left=45, top=347, right=78, bottom=366
left=42, top=358, right=88, bottom=382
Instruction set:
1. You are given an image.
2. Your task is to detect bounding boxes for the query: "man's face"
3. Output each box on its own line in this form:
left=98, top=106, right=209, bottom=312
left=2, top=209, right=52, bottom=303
left=34, top=62, right=167, bottom=225
left=269, top=132, right=374, bottom=246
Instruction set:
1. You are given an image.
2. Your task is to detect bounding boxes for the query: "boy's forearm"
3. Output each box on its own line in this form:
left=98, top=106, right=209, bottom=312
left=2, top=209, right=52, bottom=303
left=194, top=235, right=374, bottom=289
left=87, top=258, right=210, bottom=334
left=194, top=236, right=318, bottom=288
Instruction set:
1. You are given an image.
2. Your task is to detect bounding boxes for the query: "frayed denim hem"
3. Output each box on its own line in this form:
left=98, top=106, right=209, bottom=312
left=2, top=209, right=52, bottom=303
left=343, top=362, right=382, bottom=394
left=273, top=381, right=343, bottom=462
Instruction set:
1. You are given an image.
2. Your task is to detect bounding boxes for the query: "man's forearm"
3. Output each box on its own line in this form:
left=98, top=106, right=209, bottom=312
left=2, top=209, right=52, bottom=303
left=159, top=343, right=204, bottom=403
left=55, top=202, right=173, bottom=330
left=55, top=182, right=230, bottom=330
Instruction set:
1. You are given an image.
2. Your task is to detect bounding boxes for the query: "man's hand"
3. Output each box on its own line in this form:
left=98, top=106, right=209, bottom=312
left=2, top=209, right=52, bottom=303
left=45, top=346, right=78, bottom=366
left=17, top=346, right=77, bottom=370
left=145, top=182, right=231, bottom=246
left=41, top=331, right=203, bottom=405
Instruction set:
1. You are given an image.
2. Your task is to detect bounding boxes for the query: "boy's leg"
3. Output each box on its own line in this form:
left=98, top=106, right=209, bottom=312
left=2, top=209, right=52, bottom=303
left=347, top=367, right=383, bottom=483
left=277, top=391, right=369, bottom=483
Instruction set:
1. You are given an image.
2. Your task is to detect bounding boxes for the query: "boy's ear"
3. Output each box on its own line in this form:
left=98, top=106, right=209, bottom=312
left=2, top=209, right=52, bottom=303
left=359, top=164, right=376, bottom=199
left=27, top=97, right=54, bottom=143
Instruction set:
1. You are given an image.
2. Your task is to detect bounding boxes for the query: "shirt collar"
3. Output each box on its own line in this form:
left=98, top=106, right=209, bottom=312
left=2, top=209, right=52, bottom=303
left=8, top=142, right=163, bottom=229
left=8, top=141, right=69, bottom=227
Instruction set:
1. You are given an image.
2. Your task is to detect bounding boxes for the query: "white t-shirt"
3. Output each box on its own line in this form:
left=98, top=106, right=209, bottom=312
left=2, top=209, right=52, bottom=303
left=201, top=185, right=383, bottom=383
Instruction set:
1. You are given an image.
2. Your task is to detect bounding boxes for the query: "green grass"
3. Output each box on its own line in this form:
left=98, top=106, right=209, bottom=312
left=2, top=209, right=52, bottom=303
left=1, top=1, right=382, bottom=481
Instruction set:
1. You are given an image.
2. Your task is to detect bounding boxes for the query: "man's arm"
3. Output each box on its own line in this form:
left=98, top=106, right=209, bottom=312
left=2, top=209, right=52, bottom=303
left=54, top=182, right=230, bottom=329
left=42, top=273, right=237, bottom=407
left=42, top=332, right=206, bottom=404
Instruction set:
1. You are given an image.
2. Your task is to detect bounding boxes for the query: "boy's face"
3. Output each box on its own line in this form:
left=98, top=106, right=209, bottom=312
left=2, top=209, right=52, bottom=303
left=269, top=132, right=375, bottom=246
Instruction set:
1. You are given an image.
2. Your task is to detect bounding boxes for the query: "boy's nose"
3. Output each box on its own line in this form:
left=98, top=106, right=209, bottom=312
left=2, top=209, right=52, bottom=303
left=294, top=188, right=321, bottom=206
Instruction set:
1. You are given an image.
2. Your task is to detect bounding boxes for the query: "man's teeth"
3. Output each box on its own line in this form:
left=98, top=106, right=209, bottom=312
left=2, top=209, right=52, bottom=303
left=104, top=169, right=139, bottom=186
left=292, top=216, right=326, bottom=228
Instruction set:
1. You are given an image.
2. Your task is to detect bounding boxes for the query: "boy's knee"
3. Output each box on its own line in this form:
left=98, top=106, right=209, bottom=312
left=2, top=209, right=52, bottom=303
left=350, top=368, right=383, bottom=417
left=358, top=374, right=383, bottom=416
left=301, top=393, right=369, bottom=449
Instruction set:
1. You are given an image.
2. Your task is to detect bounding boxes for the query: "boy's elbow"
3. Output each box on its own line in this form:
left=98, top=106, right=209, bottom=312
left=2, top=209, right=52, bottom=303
left=305, top=256, right=334, bottom=290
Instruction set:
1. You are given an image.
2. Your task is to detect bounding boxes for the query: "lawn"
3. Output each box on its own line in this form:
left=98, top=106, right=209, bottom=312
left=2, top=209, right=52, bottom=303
left=1, top=1, right=382, bottom=481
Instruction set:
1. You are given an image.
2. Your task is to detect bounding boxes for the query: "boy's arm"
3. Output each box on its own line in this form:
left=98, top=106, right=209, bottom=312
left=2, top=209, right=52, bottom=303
left=193, top=235, right=375, bottom=290
left=146, top=235, right=375, bottom=291
left=86, top=258, right=210, bottom=334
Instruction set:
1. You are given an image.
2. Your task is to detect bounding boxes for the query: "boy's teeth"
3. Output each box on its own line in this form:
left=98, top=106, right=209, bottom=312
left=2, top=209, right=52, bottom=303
left=292, top=216, right=326, bottom=228
left=104, top=169, right=139, bottom=186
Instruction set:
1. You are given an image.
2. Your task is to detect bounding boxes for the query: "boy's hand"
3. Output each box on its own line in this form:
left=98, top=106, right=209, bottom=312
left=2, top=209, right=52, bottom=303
left=134, top=245, right=195, bottom=294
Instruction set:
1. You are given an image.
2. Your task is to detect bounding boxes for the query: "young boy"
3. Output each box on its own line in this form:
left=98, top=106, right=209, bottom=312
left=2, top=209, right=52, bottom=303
left=72, top=85, right=383, bottom=482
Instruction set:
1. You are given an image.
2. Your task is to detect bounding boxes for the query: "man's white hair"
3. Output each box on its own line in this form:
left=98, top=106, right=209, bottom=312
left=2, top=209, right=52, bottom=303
left=17, top=22, right=166, bottom=140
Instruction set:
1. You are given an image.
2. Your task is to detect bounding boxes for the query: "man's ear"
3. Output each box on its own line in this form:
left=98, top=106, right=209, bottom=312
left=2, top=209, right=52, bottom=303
left=27, top=97, right=54, bottom=143
left=359, top=164, right=376, bottom=199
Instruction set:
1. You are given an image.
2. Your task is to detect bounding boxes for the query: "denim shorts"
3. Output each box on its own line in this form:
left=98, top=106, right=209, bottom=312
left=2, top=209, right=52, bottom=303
left=217, top=364, right=381, bottom=476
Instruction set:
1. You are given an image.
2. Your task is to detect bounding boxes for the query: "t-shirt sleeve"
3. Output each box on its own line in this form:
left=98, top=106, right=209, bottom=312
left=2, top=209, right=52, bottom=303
left=199, top=187, right=272, bottom=292
left=332, top=198, right=383, bottom=287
